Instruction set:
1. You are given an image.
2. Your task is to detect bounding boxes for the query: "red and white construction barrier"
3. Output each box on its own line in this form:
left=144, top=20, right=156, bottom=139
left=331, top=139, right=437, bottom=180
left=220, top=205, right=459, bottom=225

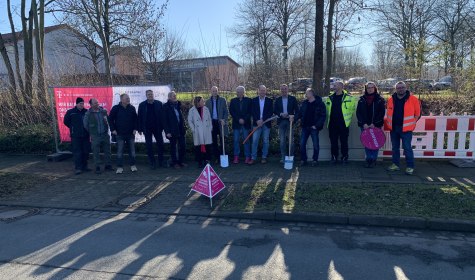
left=380, top=114, right=475, bottom=159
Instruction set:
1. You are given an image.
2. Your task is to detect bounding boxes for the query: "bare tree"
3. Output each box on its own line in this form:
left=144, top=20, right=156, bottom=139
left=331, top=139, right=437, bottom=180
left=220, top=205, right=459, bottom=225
left=312, top=0, right=324, bottom=94
left=231, top=0, right=277, bottom=84
left=0, top=33, right=17, bottom=96
left=371, top=0, right=438, bottom=77
left=433, top=0, right=471, bottom=73
left=265, top=0, right=313, bottom=81
left=371, top=39, right=404, bottom=79
left=54, top=0, right=167, bottom=85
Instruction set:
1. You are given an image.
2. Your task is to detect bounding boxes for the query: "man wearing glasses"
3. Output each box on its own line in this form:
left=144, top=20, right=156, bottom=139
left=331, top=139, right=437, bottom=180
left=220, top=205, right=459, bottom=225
left=384, top=81, right=421, bottom=175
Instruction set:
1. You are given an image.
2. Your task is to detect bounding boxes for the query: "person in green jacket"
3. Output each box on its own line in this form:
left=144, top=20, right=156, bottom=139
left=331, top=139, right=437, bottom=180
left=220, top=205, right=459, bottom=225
left=324, top=81, right=357, bottom=164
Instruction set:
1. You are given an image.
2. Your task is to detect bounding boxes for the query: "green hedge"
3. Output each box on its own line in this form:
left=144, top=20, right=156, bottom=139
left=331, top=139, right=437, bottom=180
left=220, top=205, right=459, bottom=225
left=0, top=124, right=55, bottom=153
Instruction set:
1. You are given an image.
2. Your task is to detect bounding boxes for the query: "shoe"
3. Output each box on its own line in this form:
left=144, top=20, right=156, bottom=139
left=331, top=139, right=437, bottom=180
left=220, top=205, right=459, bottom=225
left=233, top=156, right=239, bottom=164
left=331, top=155, right=338, bottom=164
left=116, top=167, right=123, bottom=174
left=364, top=160, right=371, bottom=168
left=342, top=156, right=349, bottom=164
left=130, top=165, right=138, bottom=172
left=311, top=161, right=318, bottom=167
left=280, top=159, right=284, bottom=163
left=180, top=163, right=188, bottom=168
left=82, top=167, right=92, bottom=172
left=386, top=163, right=400, bottom=172
left=300, top=161, right=308, bottom=166
left=95, top=167, right=101, bottom=174
left=370, top=160, right=377, bottom=168
left=247, top=159, right=255, bottom=165
left=173, top=163, right=181, bottom=169
left=105, top=165, right=113, bottom=171
left=405, top=167, right=414, bottom=175
left=245, top=157, right=251, bottom=164
left=261, top=158, right=267, bottom=164
left=150, top=163, right=156, bottom=170
left=75, top=169, right=82, bottom=175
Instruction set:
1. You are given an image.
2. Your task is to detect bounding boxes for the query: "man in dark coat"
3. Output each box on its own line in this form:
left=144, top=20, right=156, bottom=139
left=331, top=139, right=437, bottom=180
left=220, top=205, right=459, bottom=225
left=274, top=84, right=298, bottom=163
left=64, top=97, right=90, bottom=175
left=162, top=91, right=187, bottom=169
left=229, top=85, right=252, bottom=164
left=109, top=94, right=138, bottom=174
left=138, top=89, right=165, bottom=169
left=296, top=88, right=326, bottom=166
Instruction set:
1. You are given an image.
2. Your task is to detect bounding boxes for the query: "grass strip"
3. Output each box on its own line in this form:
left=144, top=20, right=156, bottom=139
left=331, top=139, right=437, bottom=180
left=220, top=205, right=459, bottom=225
left=220, top=182, right=475, bottom=220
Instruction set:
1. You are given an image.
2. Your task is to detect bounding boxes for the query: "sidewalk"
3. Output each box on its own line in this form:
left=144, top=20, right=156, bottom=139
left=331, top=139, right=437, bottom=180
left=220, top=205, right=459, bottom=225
left=0, top=154, right=474, bottom=232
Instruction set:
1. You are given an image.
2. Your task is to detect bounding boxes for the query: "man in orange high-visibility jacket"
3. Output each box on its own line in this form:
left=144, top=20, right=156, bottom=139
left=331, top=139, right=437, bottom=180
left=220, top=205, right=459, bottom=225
left=384, top=81, right=421, bottom=175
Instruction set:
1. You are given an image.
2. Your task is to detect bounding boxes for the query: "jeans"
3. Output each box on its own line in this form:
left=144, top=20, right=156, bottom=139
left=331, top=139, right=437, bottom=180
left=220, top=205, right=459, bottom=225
left=390, top=126, right=414, bottom=168
left=169, top=135, right=186, bottom=165
left=116, top=135, right=136, bottom=167
left=360, top=127, right=379, bottom=161
left=71, top=137, right=90, bottom=170
left=251, top=125, right=270, bottom=160
left=300, top=127, right=319, bottom=162
left=329, top=124, right=349, bottom=159
left=144, top=130, right=164, bottom=166
left=278, top=120, right=294, bottom=160
left=91, top=133, right=111, bottom=168
left=233, top=126, right=250, bottom=157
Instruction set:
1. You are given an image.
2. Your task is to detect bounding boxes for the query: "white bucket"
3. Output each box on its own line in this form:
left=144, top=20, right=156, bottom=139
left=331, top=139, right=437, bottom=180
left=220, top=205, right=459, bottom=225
left=284, top=156, right=294, bottom=170
left=220, top=155, right=229, bottom=168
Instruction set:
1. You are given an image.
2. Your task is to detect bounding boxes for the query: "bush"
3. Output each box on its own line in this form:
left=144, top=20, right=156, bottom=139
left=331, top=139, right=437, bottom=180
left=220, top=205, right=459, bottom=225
left=0, top=124, right=55, bottom=153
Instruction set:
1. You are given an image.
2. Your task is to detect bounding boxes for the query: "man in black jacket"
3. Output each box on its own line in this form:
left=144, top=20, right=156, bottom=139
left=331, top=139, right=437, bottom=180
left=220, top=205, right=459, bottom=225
left=64, top=97, right=90, bottom=175
left=249, top=85, right=274, bottom=165
left=296, top=88, right=326, bottom=166
left=162, top=91, right=187, bottom=169
left=138, top=90, right=165, bottom=169
left=229, top=86, right=252, bottom=164
left=274, top=84, right=298, bottom=163
left=109, top=94, right=138, bottom=174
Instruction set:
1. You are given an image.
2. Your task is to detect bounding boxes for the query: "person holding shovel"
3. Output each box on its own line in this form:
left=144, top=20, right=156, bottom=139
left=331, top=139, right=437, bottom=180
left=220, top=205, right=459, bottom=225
left=205, top=86, right=229, bottom=164
left=249, top=85, right=274, bottom=165
left=296, top=88, right=326, bottom=166
left=188, top=96, right=213, bottom=168
left=274, top=84, right=298, bottom=163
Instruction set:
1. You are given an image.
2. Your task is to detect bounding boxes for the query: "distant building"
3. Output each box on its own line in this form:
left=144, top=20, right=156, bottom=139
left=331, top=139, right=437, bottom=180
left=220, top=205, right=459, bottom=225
left=0, top=24, right=142, bottom=86
left=145, top=56, right=240, bottom=91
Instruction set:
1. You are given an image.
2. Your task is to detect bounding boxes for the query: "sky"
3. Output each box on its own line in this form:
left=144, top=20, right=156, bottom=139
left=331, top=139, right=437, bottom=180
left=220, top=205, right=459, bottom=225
left=0, top=0, right=371, bottom=64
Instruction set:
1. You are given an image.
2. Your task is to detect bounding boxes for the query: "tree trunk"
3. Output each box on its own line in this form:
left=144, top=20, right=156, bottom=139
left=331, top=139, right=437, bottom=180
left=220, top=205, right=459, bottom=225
left=22, top=0, right=35, bottom=102
left=324, top=0, right=336, bottom=95
left=34, top=0, right=48, bottom=105
left=8, top=0, right=25, bottom=97
left=0, top=33, right=17, bottom=95
left=312, top=0, right=324, bottom=95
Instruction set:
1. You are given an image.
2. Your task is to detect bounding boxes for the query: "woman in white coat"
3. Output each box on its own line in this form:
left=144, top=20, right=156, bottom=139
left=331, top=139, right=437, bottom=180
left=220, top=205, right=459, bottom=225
left=188, top=96, right=213, bottom=167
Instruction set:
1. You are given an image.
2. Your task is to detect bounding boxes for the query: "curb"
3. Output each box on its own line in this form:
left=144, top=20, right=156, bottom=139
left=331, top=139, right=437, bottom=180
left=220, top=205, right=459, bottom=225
left=2, top=204, right=475, bottom=233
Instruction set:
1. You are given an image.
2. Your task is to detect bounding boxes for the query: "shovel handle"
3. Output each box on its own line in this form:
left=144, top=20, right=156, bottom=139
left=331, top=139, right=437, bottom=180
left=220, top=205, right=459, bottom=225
left=221, top=121, right=225, bottom=155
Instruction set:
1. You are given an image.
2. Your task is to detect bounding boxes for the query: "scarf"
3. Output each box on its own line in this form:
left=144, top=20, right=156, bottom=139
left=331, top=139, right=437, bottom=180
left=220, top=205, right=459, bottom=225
left=365, top=93, right=375, bottom=106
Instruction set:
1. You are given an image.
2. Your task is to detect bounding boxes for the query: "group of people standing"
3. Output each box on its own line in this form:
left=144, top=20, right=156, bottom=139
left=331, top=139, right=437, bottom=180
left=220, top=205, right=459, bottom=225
left=63, top=80, right=421, bottom=176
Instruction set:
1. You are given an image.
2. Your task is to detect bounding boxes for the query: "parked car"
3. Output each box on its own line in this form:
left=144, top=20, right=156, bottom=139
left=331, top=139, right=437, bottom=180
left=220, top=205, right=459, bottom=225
left=289, top=78, right=313, bottom=92
left=345, top=77, right=367, bottom=91
left=324, top=77, right=344, bottom=89
left=404, top=79, right=434, bottom=92
left=433, top=76, right=452, bottom=91
left=376, top=78, right=398, bottom=92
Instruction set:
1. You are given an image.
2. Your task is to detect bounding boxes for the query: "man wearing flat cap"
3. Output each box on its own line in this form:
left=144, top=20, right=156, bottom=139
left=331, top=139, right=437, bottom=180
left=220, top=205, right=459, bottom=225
left=64, top=97, right=90, bottom=174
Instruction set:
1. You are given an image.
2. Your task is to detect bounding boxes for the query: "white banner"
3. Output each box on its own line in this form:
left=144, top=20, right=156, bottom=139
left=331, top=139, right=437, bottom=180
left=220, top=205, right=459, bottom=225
left=111, top=85, right=171, bottom=143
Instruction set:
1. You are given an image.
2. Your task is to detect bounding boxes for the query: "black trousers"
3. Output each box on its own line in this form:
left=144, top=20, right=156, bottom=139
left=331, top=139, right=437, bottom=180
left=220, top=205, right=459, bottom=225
left=329, top=124, right=349, bottom=159
left=71, top=136, right=90, bottom=170
left=211, top=119, right=222, bottom=160
left=194, top=145, right=212, bottom=165
left=144, top=129, right=164, bottom=166
left=169, top=135, right=186, bottom=165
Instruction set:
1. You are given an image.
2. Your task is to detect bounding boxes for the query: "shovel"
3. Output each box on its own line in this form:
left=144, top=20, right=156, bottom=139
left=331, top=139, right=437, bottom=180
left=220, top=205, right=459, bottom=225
left=220, top=121, right=229, bottom=168
left=284, top=117, right=294, bottom=170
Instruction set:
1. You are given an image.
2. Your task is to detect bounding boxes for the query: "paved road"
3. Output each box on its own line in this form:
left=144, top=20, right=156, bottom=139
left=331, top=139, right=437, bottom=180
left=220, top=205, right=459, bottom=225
left=1, top=207, right=474, bottom=279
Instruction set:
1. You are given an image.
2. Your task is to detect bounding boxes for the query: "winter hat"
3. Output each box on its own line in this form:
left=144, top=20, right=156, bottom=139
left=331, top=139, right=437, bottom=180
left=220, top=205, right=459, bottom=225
left=76, top=97, right=84, bottom=104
